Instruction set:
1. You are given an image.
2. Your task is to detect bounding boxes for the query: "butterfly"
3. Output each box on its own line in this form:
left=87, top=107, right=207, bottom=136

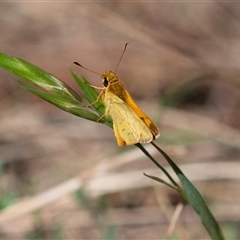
left=74, top=43, right=160, bottom=146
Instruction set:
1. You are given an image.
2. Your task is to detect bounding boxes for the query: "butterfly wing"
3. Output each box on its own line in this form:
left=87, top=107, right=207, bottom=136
left=123, top=90, right=160, bottom=139
left=104, top=92, right=153, bottom=146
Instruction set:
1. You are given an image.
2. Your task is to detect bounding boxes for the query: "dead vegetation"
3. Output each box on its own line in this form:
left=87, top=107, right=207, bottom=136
left=0, top=2, right=240, bottom=239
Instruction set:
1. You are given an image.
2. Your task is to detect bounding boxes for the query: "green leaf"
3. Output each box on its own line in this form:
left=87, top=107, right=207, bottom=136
left=143, top=172, right=176, bottom=190
left=0, top=52, right=108, bottom=123
left=70, top=70, right=105, bottom=114
left=0, top=52, right=82, bottom=103
left=71, top=70, right=112, bottom=127
left=151, top=142, right=225, bottom=240
left=19, top=81, right=99, bottom=121
left=136, top=143, right=180, bottom=189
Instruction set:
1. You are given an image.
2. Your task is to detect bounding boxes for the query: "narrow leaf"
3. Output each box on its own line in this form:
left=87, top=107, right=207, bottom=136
left=70, top=70, right=105, bottom=115
left=20, top=82, right=99, bottom=121
left=143, top=172, right=176, bottom=190
left=71, top=70, right=112, bottom=126
left=151, top=142, right=225, bottom=240
left=0, top=52, right=82, bottom=103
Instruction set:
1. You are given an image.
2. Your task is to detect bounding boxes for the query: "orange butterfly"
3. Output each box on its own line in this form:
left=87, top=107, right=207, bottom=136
left=75, top=44, right=160, bottom=146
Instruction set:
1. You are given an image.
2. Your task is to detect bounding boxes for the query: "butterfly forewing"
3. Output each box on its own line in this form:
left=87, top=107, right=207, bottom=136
left=103, top=91, right=153, bottom=146
left=121, top=89, right=160, bottom=139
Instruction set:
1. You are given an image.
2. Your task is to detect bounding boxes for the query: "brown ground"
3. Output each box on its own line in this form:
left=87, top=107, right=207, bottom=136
left=0, top=2, right=240, bottom=239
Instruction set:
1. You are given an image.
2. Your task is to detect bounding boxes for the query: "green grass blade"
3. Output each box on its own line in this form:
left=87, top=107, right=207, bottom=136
left=136, top=143, right=180, bottom=189
left=0, top=52, right=108, bottom=122
left=143, top=172, right=176, bottom=190
left=70, top=70, right=112, bottom=127
left=151, top=142, right=225, bottom=240
left=19, top=82, right=99, bottom=121
left=0, top=52, right=82, bottom=103
left=70, top=70, right=105, bottom=115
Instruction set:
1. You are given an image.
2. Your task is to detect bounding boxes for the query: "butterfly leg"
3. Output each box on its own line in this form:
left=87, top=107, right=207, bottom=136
left=86, top=83, right=104, bottom=90
left=85, top=91, right=104, bottom=107
left=96, top=112, right=108, bottom=122
left=95, top=101, right=109, bottom=122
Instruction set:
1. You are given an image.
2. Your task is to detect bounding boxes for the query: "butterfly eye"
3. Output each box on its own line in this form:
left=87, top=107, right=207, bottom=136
left=102, top=77, right=109, bottom=87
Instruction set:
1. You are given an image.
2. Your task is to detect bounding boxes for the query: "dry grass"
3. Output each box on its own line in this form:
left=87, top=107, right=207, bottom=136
left=0, top=2, right=240, bottom=239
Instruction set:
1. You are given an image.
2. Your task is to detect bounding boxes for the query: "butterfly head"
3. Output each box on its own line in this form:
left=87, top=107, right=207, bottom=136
left=101, top=71, right=119, bottom=88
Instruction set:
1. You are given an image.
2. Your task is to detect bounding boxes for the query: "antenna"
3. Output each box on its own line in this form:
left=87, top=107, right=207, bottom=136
left=73, top=62, right=101, bottom=76
left=115, top=43, right=128, bottom=73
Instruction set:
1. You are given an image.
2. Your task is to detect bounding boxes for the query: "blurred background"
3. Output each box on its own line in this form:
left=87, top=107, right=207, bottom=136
left=0, top=2, right=240, bottom=239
